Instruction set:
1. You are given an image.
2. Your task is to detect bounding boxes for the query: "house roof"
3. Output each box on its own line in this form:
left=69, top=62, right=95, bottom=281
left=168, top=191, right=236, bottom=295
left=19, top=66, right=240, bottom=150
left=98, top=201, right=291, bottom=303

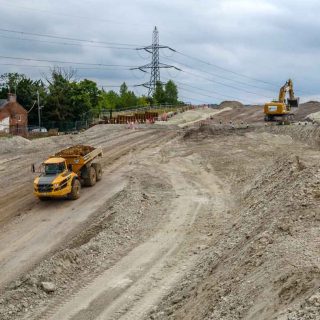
left=0, top=101, right=28, bottom=115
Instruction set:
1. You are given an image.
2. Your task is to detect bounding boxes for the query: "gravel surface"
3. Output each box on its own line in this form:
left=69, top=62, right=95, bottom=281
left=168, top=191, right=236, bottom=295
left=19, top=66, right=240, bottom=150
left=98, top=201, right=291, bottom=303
left=0, top=112, right=320, bottom=320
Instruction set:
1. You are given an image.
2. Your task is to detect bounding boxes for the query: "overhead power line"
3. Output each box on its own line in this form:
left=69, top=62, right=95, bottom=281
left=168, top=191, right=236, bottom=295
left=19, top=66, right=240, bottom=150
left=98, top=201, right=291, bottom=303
left=99, top=84, right=136, bottom=90
left=176, top=51, right=279, bottom=88
left=161, top=74, right=241, bottom=100
left=161, top=55, right=275, bottom=94
left=170, top=53, right=312, bottom=97
left=0, top=55, right=134, bottom=68
left=177, top=84, right=251, bottom=104
left=0, top=34, right=137, bottom=50
left=0, top=62, right=130, bottom=71
left=179, top=86, right=226, bottom=100
left=182, top=70, right=272, bottom=99
left=0, top=28, right=140, bottom=47
left=175, top=81, right=242, bottom=101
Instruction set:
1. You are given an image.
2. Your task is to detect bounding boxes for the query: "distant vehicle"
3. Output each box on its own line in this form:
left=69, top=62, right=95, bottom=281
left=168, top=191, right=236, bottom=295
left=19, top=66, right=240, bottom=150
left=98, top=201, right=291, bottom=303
left=31, top=127, right=48, bottom=133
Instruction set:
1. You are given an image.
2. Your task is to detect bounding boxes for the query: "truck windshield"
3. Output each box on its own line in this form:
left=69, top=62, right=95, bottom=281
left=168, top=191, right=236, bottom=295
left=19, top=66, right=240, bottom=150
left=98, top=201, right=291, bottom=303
left=44, top=162, right=66, bottom=175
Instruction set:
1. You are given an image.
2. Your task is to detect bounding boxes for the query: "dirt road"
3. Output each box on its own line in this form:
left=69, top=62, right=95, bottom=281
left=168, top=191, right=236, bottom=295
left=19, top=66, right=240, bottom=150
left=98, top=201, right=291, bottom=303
left=0, top=127, right=175, bottom=288
left=0, top=118, right=320, bottom=320
left=36, top=151, right=227, bottom=320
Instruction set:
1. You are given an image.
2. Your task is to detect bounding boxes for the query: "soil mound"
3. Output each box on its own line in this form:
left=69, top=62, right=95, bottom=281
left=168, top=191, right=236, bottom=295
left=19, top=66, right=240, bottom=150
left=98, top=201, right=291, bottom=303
left=0, top=136, right=31, bottom=153
left=219, top=101, right=244, bottom=109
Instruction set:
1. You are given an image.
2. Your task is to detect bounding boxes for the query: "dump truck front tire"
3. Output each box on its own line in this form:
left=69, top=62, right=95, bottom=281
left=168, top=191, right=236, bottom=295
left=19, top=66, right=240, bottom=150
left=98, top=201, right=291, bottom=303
left=92, top=163, right=102, bottom=181
left=84, top=166, right=96, bottom=186
left=68, top=179, right=81, bottom=200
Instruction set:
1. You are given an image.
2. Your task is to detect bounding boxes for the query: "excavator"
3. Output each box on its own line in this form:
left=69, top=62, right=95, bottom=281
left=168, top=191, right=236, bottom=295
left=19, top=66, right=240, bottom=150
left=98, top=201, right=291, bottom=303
left=264, top=79, right=299, bottom=122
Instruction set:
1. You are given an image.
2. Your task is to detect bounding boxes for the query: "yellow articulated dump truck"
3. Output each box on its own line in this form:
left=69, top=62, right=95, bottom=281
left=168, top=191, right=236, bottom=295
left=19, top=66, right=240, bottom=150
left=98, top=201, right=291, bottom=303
left=33, top=145, right=103, bottom=200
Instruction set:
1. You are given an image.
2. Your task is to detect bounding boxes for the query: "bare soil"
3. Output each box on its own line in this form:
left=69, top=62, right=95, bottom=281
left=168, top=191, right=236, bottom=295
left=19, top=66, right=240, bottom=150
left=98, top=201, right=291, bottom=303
left=0, top=110, right=320, bottom=320
left=209, top=100, right=320, bottom=124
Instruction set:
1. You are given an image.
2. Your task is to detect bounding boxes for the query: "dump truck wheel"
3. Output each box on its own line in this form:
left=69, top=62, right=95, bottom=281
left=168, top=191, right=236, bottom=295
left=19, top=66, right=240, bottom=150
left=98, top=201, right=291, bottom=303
left=68, top=179, right=81, bottom=200
left=84, top=166, right=96, bottom=186
left=92, top=163, right=102, bottom=181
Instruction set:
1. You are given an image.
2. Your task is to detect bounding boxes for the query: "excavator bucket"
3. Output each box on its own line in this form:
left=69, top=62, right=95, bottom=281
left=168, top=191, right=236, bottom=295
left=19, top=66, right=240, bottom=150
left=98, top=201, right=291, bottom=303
left=287, top=98, right=299, bottom=108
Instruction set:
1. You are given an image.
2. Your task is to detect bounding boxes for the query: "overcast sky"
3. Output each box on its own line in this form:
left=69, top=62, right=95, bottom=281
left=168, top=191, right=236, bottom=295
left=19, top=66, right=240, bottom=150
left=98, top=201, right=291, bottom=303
left=0, top=0, right=319, bottom=104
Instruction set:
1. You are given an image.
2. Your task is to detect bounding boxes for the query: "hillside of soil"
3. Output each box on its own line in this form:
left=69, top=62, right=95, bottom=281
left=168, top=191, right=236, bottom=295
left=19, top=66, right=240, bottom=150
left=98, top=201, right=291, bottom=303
left=206, top=101, right=320, bottom=124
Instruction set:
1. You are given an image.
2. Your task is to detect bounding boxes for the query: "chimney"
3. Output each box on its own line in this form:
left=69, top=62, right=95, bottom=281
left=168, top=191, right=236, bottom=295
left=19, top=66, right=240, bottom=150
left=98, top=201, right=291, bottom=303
left=7, top=93, right=17, bottom=102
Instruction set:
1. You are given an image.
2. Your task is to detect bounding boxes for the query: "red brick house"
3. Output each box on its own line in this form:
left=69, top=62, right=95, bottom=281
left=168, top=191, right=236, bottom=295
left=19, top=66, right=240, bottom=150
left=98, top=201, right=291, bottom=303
left=0, top=94, right=28, bottom=135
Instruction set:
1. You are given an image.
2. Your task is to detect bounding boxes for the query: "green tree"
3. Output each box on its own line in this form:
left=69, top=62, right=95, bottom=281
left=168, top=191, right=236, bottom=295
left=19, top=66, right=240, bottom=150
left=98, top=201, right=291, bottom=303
left=118, top=82, right=137, bottom=109
left=165, top=80, right=178, bottom=105
left=0, top=73, right=25, bottom=95
left=78, top=79, right=100, bottom=108
left=0, top=70, right=176, bottom=127
left=153, top=81, right=166, bottom=104
left=120, top=82, right=128, bottom=98
left=98, top=90, right=119, bottom=111
left=45, top=68, right=76, bottom=121
left=137, top=95, right=149, bottom=107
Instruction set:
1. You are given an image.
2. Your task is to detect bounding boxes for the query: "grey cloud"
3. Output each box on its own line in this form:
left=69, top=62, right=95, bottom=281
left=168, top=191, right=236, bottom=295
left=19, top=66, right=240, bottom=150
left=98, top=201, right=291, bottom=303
left=0, top=0, right=319, bottom=104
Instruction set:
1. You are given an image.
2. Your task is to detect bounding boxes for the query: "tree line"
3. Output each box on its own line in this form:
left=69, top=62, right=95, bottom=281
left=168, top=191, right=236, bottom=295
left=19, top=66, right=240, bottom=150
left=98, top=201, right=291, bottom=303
left=0, top=69, right=180, bottom=125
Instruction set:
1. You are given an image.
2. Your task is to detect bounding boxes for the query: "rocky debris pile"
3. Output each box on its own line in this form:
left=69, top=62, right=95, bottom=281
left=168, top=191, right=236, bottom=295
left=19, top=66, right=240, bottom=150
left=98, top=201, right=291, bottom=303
left=305, top=111, right=320, bottom=124
left=149, top=154, right=320, bottom=320
left=0, top=171, right=173, bottom=320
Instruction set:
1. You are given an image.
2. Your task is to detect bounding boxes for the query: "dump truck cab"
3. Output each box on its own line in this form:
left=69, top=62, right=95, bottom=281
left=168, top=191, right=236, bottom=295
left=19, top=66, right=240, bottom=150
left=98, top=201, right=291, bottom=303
left=34, top=157, right=77, bottom=199
left=33, top=145, right=102, bottom=201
